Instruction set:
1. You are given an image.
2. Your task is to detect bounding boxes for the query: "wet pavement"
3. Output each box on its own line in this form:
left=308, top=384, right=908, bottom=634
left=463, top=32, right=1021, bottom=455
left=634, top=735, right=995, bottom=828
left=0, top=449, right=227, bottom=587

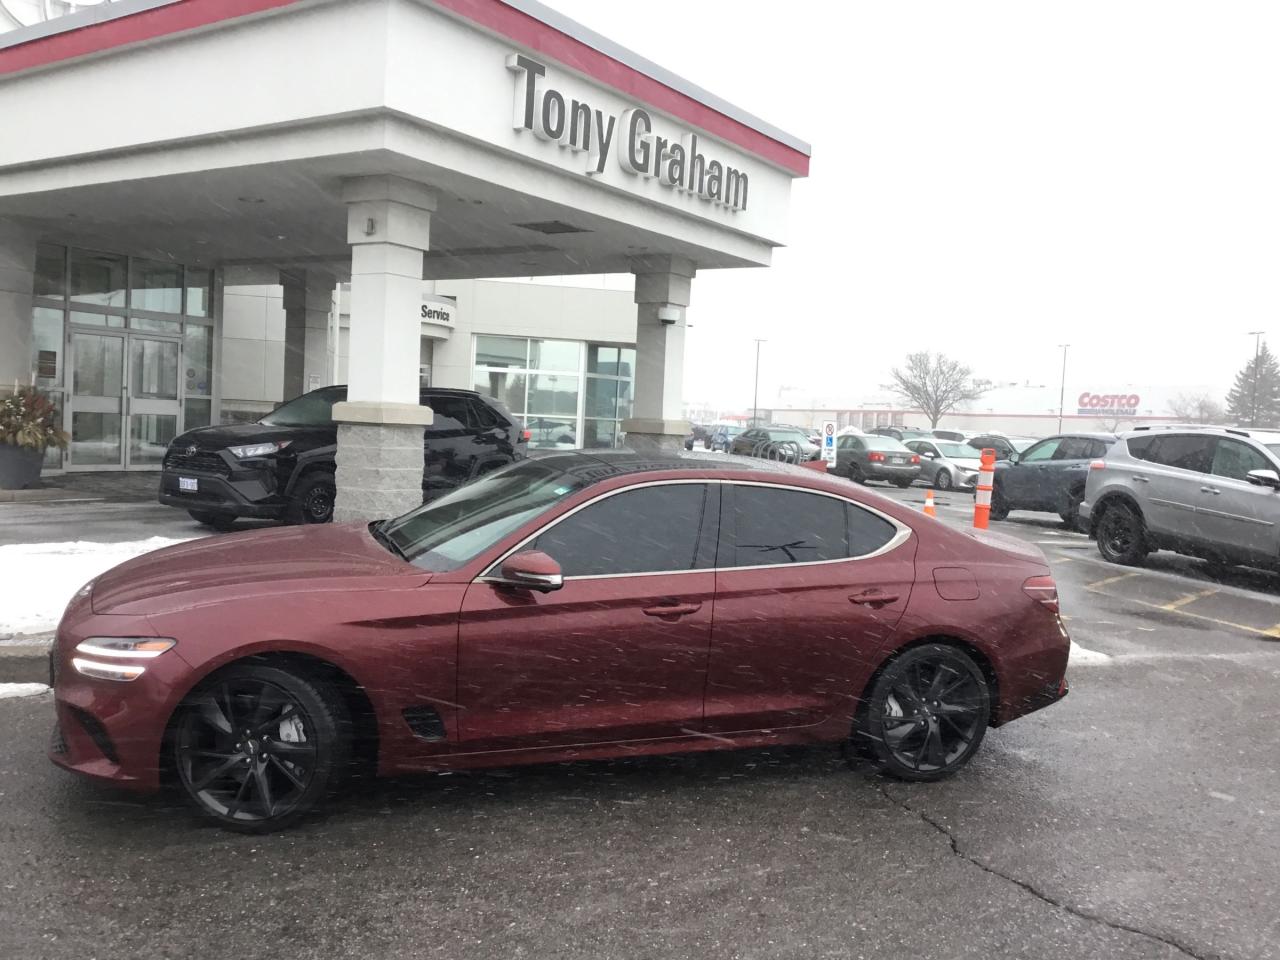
left=2, top=483, right=1279, bottom=958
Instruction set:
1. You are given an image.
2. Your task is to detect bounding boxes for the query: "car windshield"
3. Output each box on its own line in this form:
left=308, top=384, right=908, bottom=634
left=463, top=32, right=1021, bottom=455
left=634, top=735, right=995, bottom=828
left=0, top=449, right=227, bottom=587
left=933, top=442, right=974, bottom=458
left=259, top=386, right=347, bottom=427
left=381, top=458, right=589, bottom=571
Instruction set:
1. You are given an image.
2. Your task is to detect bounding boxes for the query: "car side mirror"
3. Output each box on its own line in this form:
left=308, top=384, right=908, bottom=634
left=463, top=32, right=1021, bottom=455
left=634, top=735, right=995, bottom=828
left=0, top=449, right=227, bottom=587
left=1246, top=468, right=1280, bottom=489
left=496, top=550, right=564, bottom=592
left=1007, top=452, right=1020, bottom=464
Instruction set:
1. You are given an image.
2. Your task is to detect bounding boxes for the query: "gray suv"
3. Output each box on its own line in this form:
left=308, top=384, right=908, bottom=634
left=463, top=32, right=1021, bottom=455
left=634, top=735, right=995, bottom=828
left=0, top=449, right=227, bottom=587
left=1080, top=427, right=1280, bottom=567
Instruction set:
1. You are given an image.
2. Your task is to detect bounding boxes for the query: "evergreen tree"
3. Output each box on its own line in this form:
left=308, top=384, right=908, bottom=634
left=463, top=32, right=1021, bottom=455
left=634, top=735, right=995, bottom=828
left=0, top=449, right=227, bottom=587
left=1226, top=343, right=1280, bottom=427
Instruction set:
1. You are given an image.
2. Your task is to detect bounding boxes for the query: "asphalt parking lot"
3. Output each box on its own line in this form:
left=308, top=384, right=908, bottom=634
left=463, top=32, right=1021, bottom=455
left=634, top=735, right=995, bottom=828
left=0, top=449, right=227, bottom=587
left=2, top=484, right=1279, bottom=959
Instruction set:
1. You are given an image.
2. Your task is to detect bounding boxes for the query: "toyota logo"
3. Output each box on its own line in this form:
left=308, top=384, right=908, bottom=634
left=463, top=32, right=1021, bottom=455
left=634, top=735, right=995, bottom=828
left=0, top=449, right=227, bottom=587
left=185, top=445, right=198, bottom=457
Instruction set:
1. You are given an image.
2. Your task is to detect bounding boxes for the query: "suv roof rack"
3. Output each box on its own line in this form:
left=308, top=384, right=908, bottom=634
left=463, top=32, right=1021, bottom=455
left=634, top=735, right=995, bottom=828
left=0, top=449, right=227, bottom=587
left=1130, top=423, right=1242, bottom=433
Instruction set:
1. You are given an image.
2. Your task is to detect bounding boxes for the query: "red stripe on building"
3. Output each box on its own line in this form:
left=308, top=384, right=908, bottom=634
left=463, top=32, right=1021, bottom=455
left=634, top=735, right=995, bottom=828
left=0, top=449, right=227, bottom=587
left=0, top=0, right=810, bottom=177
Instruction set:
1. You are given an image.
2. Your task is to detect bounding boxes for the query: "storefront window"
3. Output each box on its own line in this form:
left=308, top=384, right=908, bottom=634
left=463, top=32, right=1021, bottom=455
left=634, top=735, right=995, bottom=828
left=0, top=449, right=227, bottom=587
left=130, top=259, right=184, bottom=314
left=185, top=267, right=212, bottom=318
left=34, top=244, right=66, bottom=299
left=184, top=399, right=212, bottom=430
left=31, top=306, right=63, bottom=388
left=129, top=315, right=182, bottom=334
left=70, top=310, right=125, bottom=328
left=472, top=370, right=528, bottom=411
left=475, top=335, right=528, bottom=368
left=583, top=343, right=633, bottom=448
left=69, top=249, right=127, bottom=308
left=472, top=336, right=589, bottom=449
left=528, top=374, right=579, bottom=417
left=184, top=324, right=213, bottom=397
left=529, top=338, right=580, bottom=372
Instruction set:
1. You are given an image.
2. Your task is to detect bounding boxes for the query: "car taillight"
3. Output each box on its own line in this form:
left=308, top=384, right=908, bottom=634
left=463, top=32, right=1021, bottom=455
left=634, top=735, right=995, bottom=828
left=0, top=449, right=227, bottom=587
left=910, top=454, right=920, bottom=464
left=521, top=430, right=531, bottom=442
left=1022, top=575, right=1059, bottom=613
left=1089, top=459, right=1106, bottom=470
left=868, top=452, right=886, bottom=462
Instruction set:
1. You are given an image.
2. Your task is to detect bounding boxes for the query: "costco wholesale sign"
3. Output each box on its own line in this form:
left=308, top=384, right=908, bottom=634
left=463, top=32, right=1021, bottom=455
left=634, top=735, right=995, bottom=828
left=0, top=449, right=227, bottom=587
left=1077, top=392, right=1141, bottom=416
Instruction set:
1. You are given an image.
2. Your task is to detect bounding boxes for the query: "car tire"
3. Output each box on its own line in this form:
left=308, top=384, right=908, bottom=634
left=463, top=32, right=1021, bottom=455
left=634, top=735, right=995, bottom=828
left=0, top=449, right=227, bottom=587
left=849, top=464, right=867, bottom=485
left=989, top=490, right=1011, bottom=521
left=892, top=478, right=914, bottom=489
left=288, top=473, right=336, bottom=525
left=171, top=663, right=352, bottom=833
left=934, top=470, right=954, bottom=492
left=855, top=643, right=990, bottom=782
left=188, top=510, right=237, bottom=531
left=1096, top=501, right=1148, bottom=565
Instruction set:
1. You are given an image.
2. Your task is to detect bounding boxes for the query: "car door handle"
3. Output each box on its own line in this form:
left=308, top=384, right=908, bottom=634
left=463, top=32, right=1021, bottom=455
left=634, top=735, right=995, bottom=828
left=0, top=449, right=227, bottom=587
left=849, top=590, right=901, bottom=607
left=642, top=602, right=702, bottom=618
left=1200, top=486, right=1221, bottom=495
left=1131, top=476, right=1149, bottom=483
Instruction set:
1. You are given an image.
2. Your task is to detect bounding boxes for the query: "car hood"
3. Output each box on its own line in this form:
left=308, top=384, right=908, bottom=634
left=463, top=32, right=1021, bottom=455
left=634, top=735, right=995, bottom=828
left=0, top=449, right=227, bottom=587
left=948, top=458, right=982, bottom=470
left=91, top=523, right=427, bottom=616
left=173, top=422, right=326, bottom=450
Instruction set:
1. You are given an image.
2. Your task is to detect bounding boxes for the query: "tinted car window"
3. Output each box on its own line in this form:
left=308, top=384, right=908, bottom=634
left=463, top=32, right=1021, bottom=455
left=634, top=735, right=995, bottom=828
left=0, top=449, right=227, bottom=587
left=1020, top=438, right=1061, bottom=462
left=468, top=398, right=501, bottom=429
left=1084, top=440, right=1112, bottom=459
left=533, top=484, right=708, bottom=577
left=1211, top=438, right=1270, bottom=481
left=259, top=385, right=346, bottom=426
left=730, top=486, right=849, bottom=567
left=1054, top=438, right=1093, bottom=460
left=838, top=436, right=860, bottom=450
left=1127, top=435, right=1157, bottom=460
left=1149, top=434, right=1215, bottom=473
left=425, top=395, right=471, bottom=430
left=847, top=503, right=898, bottom=556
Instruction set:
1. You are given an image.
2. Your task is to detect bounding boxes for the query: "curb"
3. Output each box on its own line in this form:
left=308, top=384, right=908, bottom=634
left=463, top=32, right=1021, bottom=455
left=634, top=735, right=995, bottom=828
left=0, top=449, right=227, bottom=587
left=0, top=642, right=52, bottom=685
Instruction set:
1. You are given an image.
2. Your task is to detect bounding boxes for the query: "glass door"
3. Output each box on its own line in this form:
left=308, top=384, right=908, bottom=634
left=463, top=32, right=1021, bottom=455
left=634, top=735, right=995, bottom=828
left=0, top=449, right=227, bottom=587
left=126, top=334, right=181, bottom=470
left=68, top=331, right=126, bottom=469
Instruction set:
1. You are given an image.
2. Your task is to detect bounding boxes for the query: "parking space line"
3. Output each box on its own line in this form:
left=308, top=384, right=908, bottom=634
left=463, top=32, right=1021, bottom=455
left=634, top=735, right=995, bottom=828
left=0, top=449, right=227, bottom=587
left=1086, top=590, right=1280, bottom=641
left=1086, top=572, right=1142, bottom=589
left=1160, top=588, right=1220, bottom=611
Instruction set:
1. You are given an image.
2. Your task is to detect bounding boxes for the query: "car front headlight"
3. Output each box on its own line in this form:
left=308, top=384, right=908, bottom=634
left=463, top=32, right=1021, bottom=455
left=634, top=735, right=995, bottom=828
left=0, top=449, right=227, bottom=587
left=72, top=637, right=177, bottom=682
left=228, top=440, right=291, bottom=459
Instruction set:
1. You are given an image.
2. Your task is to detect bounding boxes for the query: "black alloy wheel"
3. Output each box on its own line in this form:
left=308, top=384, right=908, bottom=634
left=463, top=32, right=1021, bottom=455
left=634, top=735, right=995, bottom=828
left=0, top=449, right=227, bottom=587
left=292, top=474, right=336, bottom=525
left=934, top=469, right=954, bottom=492
left=1096, top=502, right=1148, bottom=566
left=858, top=644, right=990, bottom=781
left=172, top=665, right=349, bottom=832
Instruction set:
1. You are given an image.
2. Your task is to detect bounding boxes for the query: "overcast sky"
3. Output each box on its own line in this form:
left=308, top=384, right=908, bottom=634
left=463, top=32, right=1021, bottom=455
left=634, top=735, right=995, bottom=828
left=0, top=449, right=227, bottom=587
left=545, top=0, right=1277, bottom=413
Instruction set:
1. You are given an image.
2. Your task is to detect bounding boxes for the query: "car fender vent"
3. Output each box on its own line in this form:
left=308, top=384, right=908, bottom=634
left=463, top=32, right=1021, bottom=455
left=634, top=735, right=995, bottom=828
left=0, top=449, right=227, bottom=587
left=402, top=706, right=447, bottom=742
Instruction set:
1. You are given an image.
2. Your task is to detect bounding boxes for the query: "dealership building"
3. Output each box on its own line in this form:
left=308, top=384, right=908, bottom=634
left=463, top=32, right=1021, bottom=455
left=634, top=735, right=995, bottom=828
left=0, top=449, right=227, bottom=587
left=0, top=0, right=808, bottom=517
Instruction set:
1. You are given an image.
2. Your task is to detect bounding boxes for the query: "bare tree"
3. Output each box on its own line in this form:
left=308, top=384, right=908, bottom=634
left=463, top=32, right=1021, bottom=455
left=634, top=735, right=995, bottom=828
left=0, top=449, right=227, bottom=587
left=889, top=352, right=986, bottom=428
left=1168, top=392, right=1227, bottom=424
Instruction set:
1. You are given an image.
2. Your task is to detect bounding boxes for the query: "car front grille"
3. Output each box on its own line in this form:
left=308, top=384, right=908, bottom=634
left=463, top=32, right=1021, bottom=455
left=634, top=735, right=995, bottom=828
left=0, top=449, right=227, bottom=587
left=163, top=449, right=229, bottom=476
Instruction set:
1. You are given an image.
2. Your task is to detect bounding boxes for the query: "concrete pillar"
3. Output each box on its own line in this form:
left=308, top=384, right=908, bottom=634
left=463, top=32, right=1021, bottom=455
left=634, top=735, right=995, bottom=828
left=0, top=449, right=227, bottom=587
left=0, top=219, right=37, bottom=390
left=332, top=176, right=435, bottom=522
left=621, top=256, right=695, bottom=452
left=283, top=270, right=336, bottom=398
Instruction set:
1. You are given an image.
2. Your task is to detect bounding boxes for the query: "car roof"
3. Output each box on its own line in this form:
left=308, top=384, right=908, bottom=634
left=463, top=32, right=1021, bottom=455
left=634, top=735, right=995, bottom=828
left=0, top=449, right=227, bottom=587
left=528, top=449, right=818, bottom=481
left=1120, top=425, right=1280, bottom=442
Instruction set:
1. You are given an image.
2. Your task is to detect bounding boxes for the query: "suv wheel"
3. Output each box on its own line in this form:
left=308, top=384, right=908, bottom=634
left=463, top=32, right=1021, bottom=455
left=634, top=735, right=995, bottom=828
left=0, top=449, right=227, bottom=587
left=289, top=473, right=336, bottom=525
left=989, top=490, right=1011, bottom=521
left=1097, top=502, right=1148, bottom=565
left=934, top=469, right=954, bottom=491
left=188, top=510, right=237, bottom=531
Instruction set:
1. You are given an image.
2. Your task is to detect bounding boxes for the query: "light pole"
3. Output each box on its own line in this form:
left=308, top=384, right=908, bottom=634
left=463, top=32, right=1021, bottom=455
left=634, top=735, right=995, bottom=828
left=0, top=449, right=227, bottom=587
left=752, top=338, right=766, bottom=426
left=1248, top=331, right=1265, bottom=427
left=1057, top=344, right=1070, bottom=433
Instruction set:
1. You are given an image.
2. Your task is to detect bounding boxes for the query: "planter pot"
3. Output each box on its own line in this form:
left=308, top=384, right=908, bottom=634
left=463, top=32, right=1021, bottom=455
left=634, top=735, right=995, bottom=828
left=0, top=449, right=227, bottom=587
left=0, top=444, right=44, bottom=490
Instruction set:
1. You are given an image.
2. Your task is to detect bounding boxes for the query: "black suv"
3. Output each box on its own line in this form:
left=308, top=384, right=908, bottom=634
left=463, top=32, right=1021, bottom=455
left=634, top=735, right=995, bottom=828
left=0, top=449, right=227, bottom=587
left=158, top=386, right=527, bottom=529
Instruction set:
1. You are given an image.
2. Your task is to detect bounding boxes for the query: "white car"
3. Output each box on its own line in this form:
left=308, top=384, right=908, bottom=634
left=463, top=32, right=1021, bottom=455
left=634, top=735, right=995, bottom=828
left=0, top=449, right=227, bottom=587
left=906, top=439, right=983, bottom=491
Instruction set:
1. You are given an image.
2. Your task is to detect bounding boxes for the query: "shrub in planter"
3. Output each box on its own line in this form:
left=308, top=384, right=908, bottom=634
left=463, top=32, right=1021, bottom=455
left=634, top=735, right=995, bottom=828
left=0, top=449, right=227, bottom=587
left=0, top=385, right=69, bottom=489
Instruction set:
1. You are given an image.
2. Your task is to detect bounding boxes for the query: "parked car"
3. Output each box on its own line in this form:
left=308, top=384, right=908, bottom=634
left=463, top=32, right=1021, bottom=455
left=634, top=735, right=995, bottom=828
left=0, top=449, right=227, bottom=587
left=837, top=434, right=922, bottom=487
left=684, top=424, right=712, bottom=451
left=968, top=433, right=1036, bottom=462
left=158, top=386, right=526, bottom=529
left=905, top=438, right=983, bottom=491
left=1081, top=426, right=1280, bottom=568
left=729, top=426, right=821, bottom=461
left=51, top=451, right=1070, bottom=831
left=708, top=424, right=745, bottom=452
left=988, top=433, right=1117, bottom=525
left=871, top=426, right=932, bottom=442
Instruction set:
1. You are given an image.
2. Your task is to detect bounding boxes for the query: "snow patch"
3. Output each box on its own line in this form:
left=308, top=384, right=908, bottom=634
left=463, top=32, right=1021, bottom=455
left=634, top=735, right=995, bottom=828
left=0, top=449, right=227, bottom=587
left=0, top=538, right=191, bottom=640
left=1069, top=640, right=1113, bottom=665
left=0, top=683, right=50, bottom=699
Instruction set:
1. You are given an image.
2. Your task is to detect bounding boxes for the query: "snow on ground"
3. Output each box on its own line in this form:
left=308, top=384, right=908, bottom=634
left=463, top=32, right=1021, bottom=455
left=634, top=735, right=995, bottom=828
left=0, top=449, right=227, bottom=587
left=0, top=537, right=191, bottom=641
left=0, top=683, right=50, bottom=699
left=1069, top=640, right=1113, bottom=665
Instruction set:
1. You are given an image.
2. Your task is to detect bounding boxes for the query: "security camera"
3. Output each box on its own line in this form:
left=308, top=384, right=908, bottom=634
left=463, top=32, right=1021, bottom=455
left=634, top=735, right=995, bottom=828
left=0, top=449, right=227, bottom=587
left=657, top=305, right=680, bottom=325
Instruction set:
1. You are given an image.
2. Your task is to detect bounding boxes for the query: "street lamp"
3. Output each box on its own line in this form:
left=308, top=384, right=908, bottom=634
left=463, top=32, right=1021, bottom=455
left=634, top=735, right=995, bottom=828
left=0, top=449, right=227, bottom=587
left=752, top=338, right=766, bottom=427
left=1057, top=344, right=1070, bottom=433
left=1248, top=331, right=1265, bottom=427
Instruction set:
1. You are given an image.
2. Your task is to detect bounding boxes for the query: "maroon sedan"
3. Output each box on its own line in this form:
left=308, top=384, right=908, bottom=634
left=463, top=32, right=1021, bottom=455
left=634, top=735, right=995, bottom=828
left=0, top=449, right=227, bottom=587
left=50, top=452, right=1070, bottom=832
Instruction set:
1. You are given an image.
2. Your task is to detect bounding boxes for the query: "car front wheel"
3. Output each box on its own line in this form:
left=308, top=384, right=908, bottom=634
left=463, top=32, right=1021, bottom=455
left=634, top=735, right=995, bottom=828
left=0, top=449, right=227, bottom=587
left=934, top=469, right=954, bottom=491
left=1096, top=502, right=1148, bottom=565
left=289, top=473, right=336, bottom=524
left=856, top=643, right=990, bottom=782
left=171, top=664, right=351, bottom=833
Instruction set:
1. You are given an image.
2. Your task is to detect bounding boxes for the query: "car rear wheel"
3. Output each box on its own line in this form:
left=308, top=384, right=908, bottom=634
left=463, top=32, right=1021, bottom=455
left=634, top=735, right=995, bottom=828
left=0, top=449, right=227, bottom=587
left=989, top=490, right=1011, bottom=521
left=1096, top=502, right=1148, bottom=565
left=892, top=478, right=914, bottom=489
left=188, top=510, right=237, bottom=531
left=857, top=644, right=990, bottom=782
left=848, top=464, right=867, bottom=485
left=172, top=664, right=351, bottom=833
left=289, top=473, right=336, bottom=525
left=934, top=469, right=954, bottom=491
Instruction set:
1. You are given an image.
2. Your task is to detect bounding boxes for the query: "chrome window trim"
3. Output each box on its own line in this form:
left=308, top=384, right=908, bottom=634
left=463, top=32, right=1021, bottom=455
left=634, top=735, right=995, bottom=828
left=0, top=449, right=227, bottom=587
left=478, top=477, right=913, bottom=582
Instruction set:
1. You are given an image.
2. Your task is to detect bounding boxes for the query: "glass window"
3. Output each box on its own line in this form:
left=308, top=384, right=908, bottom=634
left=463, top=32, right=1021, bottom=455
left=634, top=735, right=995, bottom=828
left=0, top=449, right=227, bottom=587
left=71, top=412, right=121, bottom=465
left=259, top=386, right=347, bottom=426
left=69, top=249, right=126, bottom=308
left=838, top=436, right=859, bottom=450
left=34, top=244, right=65, bottom=299
left=467, top=399, right=501, bottom=429
left=184, top=398, right=212, bottom=430
left=1211, top=438, right=1271, bottom=481
left=70, top=310, right=125, bottom=328
left=129, top=414, right=177, bottom=466
left=583, top=419, right=619, bottom=449
left=1054, top=438, right=1093, bottom=460
left=525, top=417, right=577, bottom=449
left=71, top=333, right=123, bottom=397
left=425, top=395, right=472, bottom=431
left=130, top=259, right=183, bottom=314
left=129, top=315, right=182, bottom=334
left=475, top=335, right=528, bottom=368
left=847, top=503, right=899, bottom=556
left=527, top=374, right=579, bottom=417
left=130, top=338, right=179, bottom=400
left=585, top=377, right=619, bottom=419
left=31, top=306, right=63, bottom=387
left=587, top=345, right=635, bottom=377
left=1086, top=440, right=1113, bottom=459
left=472, top=370, right=527, bottom=411
left=533, top=484, right=707, bottom=577
left=730, top=486, right=849, bottom=567
left=616, top=379, right=632, bottom=420
left=1149, top=434, right=1215, bottom=473
left=1020, top=438, right=1062, bottom=462
left=529, top=339, right=581, bottom=373
left=185, top=267, right=212, bottom=317
left=184, top=324, right=213, bottom=396
left=41, top=392, right=64, bottom=470
left=1127, top=435, right=1157, bottom=460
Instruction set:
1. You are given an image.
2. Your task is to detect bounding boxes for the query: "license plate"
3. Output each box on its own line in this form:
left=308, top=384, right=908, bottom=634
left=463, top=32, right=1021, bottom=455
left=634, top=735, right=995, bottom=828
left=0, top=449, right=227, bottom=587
left=178, top=477, right=198, bottom=492
left=890, top=456, right=905, bottom=464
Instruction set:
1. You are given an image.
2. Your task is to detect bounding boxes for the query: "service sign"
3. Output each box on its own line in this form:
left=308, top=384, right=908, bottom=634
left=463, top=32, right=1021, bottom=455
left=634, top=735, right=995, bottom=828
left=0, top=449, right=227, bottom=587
left=420, top=293, right=456, bottom=337
left=821, top=420, right=838, bottom=466
left=1077, top=392, right=1140, bottom=416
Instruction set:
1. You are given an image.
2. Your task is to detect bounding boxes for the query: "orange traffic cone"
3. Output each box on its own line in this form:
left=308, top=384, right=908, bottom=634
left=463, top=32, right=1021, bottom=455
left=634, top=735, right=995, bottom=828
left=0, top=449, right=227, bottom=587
left=923, top=489, right=937, bottom=518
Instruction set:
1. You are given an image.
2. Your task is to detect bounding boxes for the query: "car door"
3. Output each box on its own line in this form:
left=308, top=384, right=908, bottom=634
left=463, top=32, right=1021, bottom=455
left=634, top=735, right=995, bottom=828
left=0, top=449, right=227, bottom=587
left=704, top=482, right=915, bottom=733
left=836, top=435, right=864, bottom=475
left=908, top=440, right=940, bottom=483
left=1000, top=436, right=1062, bottom=507
left=456, top=481, right=718, bottom=750
left=1044, top=436, right=1095, bottom=508
left=1197, top=437, right=1280, bottom=560
left=1133, top=433, right=1217, bottom=542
